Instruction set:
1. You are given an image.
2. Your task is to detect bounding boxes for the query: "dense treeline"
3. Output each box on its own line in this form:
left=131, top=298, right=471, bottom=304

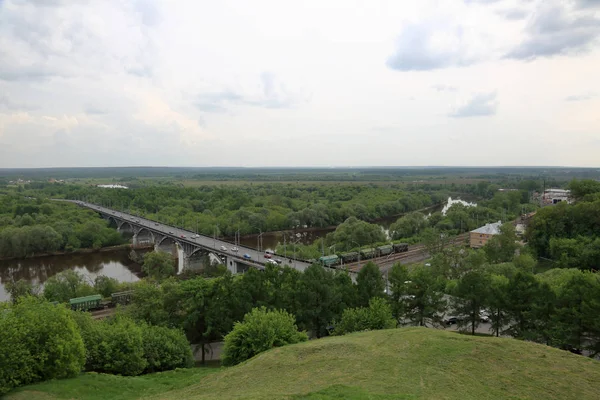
left=526, top=179, right=600, bottom=270
left=0, top=194, right=125, bottom=258
left=27, top=183, right=449, bottom=236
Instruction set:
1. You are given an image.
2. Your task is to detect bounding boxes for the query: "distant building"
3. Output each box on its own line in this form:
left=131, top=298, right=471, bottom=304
left=543, top=188, right=571, bottom=205
left=470, top=221, right=502, bottom=248
left=97, top=184, right=128, bottom=189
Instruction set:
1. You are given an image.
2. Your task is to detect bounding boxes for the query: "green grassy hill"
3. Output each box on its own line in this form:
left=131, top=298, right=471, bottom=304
left=8, top=327, right=600, bottom=400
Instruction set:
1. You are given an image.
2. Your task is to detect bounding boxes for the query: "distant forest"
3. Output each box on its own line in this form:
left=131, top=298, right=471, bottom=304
left=1, top=166, right=599, bottom=182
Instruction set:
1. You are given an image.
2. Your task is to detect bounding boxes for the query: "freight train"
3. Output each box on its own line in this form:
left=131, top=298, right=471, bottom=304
left=318, top=242, right=409, bottom=267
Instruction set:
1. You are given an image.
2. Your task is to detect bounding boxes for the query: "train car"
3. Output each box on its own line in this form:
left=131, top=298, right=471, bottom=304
left=377, top=245, right=394, bottom=256
left=111, top=290, right=135, bottom=306
left=393, top=243, right=409, bottom=253
left=340, top=251, right=359, bottom=262
left=319, top=255, right=339, bottom=267
left=360, top=248, right=376, bottom=259
left=69, top=294, right=103, bottom=311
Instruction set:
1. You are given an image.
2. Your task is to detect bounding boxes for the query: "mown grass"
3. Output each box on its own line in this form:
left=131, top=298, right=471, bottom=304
left=5, top=367, right=218, bottom=400
left=9, top=328, right=600, bottom=400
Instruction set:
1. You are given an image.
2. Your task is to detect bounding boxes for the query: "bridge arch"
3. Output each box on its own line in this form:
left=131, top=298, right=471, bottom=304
left=118, top=220, right=134, bottom=232
left=156, top=235, right=183, bottom=249
left=135, top=227, right=155, bottom=243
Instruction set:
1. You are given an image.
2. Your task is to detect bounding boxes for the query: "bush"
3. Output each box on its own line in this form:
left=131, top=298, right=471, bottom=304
left=94, top=275, right=120, bottom=298
left=142, top=325, right=194, bottom=373
left=0, top=298, right=85, bottom=395
left=333, top=297, right=395, bottom=336
left=86, top=316, right=147, bottom=376
left=222, top=307, right=308, bottom=367
left=43, top=270, right=95, bottom=303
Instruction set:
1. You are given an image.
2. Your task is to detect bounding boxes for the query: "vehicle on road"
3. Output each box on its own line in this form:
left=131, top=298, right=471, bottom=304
left=220, top=245, right=228, bottom=251
left=169, top=231, right=174, bottom=234
left=243, top=253, right=252, bottom=260
left=264, top=253, right=272, bottom=259
left=266, top=259, right=278, bottom=265
left=479, top=311, right=490, bottom=322
left=155, top=223, right=159, bottom=226
left=275, top=259, right=282, bottom=264
left=265, top=249, right=275, bottom=255
left=193, top=234, right=200, bottom=238
left=231, top=246, right=239, bottom=252
left=444, top=316, right=459, bottom=325
left=180, top=234, right=186, bottom=238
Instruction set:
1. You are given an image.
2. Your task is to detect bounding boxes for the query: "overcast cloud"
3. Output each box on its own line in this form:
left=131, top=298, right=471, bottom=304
left=0, top=0, right=599, bottom=168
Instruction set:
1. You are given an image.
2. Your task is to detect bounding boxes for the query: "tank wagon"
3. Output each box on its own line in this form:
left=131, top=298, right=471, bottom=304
left=376, top=245, right=394, bottom=256
left=359, top=248, right=376, bottom=259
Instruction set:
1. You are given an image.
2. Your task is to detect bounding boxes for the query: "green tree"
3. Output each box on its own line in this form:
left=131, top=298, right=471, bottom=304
left=86, top=316, right=147, bottom=376
left=389, top=212, right=427, bottom=239
left=405, top=266, right=446, bottom=326
left=487, top=274, right=510, bottom=337
left=451, top=270, right=491, bottom=335
left=356, top=262, right=385, bottom=307
left=142, top=251, right=176, bottom=280
left=296, top=264, right=338, bottom=338
left=43, top=270, right=95, bottom=303
left=388, top=262, right=410, bottom=326
left=333, top=297, right=395, bottom=336
left=222, top=307, right=307, bottom=367
left=324, top=217, right=386, bottom=251
left=0, top=298, right=85, bottom=395
left=141, top=324, right=194, bottom=373
left=94, top=275, right=120, bottom=298
left=484, top=223, right=519, bottom=263
left=5, top=279, right=38, bottom=303
left=503, top=272, right=541, bottom=338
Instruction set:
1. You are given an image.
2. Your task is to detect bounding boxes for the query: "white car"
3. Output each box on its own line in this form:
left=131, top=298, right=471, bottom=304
left=220, top=245, right=228, bottom=251
left=231, top=246, right=239, bottom=252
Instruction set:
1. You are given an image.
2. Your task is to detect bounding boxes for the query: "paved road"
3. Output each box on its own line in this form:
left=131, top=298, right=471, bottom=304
left=60, top=200, right=312, bottom=272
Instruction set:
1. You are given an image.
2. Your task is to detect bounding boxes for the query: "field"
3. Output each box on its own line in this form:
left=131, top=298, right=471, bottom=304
left=8, top=327, right=600, bottom=400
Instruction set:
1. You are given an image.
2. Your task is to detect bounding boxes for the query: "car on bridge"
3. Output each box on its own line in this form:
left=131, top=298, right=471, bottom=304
left=180, top=234, right=186, bottom=238
left=231, top=246, right=239, bottom=252
left=266, top=259, right=278, bottom=265
left=220, top=245, right=228, bottom=251
left=264, top=253, right=272, bottom=259
left=243, top=253, right=252, bottom=260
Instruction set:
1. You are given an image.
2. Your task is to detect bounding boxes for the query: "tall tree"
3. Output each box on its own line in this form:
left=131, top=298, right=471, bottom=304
left=388, top=262, right=410, bottom=326
left=451, top=270, right=491, bottom=335
left=296, top=264, right=337, bottom=338
left=405, top=266, right=446, bottom=327
left=356, top=262, right=385, bottom=307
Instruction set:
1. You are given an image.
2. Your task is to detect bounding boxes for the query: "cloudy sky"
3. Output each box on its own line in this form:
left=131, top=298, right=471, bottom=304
left=0, top=0, right=599, bottom=168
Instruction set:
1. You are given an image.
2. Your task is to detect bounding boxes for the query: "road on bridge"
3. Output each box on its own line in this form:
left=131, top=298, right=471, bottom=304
left=62, top=200, right=312, bottom=272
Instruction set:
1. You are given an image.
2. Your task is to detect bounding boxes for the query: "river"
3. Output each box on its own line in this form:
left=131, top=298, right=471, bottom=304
left=0, top=250, right=143, bottom=302
left=0, top=197, right=476, bottom=302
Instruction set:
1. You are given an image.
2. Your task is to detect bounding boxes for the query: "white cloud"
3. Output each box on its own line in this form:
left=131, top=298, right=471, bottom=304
left=0, top=0, right=599, bottom=167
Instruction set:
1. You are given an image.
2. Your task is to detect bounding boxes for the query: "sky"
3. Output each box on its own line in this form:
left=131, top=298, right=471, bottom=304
left=0, top=0, right=599, bottom=168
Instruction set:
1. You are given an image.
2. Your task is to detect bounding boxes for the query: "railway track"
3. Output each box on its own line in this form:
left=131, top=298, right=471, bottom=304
left=341, top=233, right=469, bottom=273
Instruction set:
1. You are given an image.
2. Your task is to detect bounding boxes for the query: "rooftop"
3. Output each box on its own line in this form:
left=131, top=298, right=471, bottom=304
left=471, top=221, right=502, bottom=235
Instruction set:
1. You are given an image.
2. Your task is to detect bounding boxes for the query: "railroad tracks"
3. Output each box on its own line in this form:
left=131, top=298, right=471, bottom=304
left=341, top=233, right=469, bottom=273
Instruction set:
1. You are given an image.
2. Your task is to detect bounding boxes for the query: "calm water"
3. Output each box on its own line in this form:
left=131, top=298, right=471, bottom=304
left=0, top=250, right=143, bottom=302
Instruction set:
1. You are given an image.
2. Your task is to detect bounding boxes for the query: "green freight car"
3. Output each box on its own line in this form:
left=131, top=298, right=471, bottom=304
left=69, top=294, right=103, bottom=311
left=360, top=248, right=376, bottom=259
left=340, top=251, right=359, bottom=262
left=377, top=245, right=393, bottom=256
left=393, top=243, right=409, bottom=253
left=111, top=290, right=134, bottom=306
left=319, top=255, right=339, bottom=267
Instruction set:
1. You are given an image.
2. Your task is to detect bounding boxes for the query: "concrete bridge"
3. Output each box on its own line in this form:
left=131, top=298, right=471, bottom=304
left=58, top=200, right=313, bottom=274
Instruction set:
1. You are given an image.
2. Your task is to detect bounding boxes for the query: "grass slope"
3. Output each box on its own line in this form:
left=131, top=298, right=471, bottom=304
left=9, top=328, right=600, bottom=400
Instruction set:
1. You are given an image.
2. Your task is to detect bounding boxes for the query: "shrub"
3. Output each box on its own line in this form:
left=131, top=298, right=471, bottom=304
left=86, top=316, right=147, bottom=376
left=222, top=307, right=308, bottom=367
left=333, top=297, right=395, bottom=336
left=142, top=325, right=194, bottom=373
left=0, top=297, right=85, bottom=395
left=43, top=270, right=95, bottom=303
left=94, top=275, right=120, bottom=298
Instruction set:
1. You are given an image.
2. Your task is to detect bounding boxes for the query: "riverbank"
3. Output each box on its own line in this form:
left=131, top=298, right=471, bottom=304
left=0, top=243, right=143, bottom=262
